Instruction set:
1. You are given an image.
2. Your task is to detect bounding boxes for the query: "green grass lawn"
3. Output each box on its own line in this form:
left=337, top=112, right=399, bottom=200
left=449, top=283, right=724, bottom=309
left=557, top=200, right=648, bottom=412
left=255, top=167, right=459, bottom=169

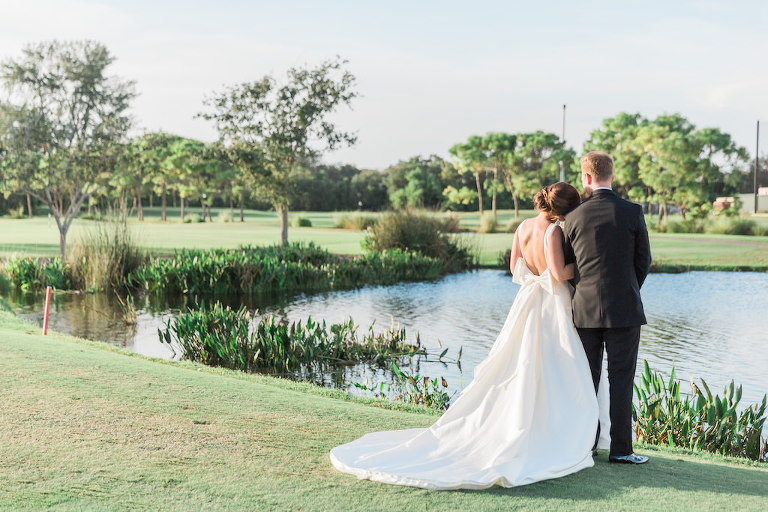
left=1, top=208, right=767, bottom=269
left=1, top=311, right=767, bottom=511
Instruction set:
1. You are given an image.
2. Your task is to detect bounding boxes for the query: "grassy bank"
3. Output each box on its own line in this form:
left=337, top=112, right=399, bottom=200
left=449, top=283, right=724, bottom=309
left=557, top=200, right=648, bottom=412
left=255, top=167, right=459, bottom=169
left=1, top=311, right=766, bottom=511
left=1, top=210, right=768, bottom=270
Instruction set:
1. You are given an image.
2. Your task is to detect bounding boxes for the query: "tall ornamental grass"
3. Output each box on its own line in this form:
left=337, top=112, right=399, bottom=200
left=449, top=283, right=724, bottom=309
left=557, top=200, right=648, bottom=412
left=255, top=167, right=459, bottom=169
left=67, top=215, right=146, bottom=291
left=634, top=361, right=767, bottom=462
left=159, top=301, right=426, bottom=372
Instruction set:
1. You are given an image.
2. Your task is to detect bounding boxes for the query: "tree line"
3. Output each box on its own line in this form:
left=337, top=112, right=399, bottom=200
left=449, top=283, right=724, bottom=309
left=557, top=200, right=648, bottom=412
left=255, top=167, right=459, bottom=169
left=0, top=40, right=762, bottom=259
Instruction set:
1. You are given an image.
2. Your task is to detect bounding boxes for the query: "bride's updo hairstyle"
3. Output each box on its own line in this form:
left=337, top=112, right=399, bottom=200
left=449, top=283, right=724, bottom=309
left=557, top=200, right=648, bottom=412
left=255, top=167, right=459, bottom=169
left=533, top=182, right=581, bottom=221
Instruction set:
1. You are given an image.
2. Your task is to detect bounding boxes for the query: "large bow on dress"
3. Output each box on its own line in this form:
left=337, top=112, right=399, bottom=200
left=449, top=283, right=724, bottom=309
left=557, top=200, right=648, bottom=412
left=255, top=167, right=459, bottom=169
left=512, top=258, right=555, bottom=295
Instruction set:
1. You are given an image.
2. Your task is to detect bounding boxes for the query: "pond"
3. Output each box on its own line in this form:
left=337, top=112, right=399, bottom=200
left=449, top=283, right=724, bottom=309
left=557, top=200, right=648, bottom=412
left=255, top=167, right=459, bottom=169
left=5, top=270, right=768, bottom=406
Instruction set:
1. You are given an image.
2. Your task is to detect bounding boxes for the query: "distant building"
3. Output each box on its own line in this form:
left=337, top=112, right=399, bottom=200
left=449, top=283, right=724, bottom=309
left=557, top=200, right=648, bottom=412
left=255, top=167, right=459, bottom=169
left=739, top=193, right=768, bottom=213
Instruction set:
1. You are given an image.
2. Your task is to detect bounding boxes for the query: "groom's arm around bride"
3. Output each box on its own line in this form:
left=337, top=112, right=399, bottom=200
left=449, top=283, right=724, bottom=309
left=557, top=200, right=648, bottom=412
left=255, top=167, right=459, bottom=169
left=563, top=151, right=651, bottom=464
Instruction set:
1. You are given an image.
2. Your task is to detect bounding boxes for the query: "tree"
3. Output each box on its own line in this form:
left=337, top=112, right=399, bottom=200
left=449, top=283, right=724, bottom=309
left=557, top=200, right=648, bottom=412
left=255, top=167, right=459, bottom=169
left=482, top=132, right=517, bottom=219
left=137, top=132, right=182, bottom=222
left=199, top=57, right=357, bottom=244
left=450, top=136, right=487, bottom=216
left=0, top=40, right=135, bottom=259
left=583, top=112, right=647, bottom=202
left=507, top=131, right=575, bottom=208
left=384, top=156, right=445, bottom=209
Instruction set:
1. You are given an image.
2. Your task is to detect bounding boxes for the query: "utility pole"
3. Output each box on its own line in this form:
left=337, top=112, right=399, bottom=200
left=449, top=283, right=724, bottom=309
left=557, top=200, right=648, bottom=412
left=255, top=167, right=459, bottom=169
left=755, top=121, right=760, bottom=214
left=560, top=104, right=566, bottom=182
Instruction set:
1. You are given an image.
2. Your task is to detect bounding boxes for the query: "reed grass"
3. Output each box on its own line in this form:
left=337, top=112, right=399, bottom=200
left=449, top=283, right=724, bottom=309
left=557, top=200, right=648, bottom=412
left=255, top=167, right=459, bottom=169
left=66, top=214, right=146, bottom=291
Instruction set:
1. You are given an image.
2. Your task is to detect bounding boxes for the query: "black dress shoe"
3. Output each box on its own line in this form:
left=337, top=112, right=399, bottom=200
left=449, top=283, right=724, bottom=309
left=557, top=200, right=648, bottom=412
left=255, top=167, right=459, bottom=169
left=609, top=453, right=649, bottom=464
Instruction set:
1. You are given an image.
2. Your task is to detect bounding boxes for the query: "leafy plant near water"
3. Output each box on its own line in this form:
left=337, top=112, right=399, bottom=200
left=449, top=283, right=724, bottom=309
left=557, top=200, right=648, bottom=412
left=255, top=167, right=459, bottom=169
left=633, top=360, right=767, bottom=462
left=354, top=362, right=454, bottom=410
left=159, top=302, right=427, bottom=372
left=115, top=292, right=138, bottom=325
left=5, top=257, right=70, bottom=291
left=136, top=242, right=446, bottom=297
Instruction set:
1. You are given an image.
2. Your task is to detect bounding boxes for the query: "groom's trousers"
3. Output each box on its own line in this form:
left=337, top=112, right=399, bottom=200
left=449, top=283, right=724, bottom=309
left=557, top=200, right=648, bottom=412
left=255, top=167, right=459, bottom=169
left=576, top=326, right=641, bottom=457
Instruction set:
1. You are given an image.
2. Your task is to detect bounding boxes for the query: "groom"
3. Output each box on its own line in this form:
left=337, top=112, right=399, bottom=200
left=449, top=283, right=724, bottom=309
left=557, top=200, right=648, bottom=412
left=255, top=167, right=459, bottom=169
left=563, top=151, right=652, bottom=464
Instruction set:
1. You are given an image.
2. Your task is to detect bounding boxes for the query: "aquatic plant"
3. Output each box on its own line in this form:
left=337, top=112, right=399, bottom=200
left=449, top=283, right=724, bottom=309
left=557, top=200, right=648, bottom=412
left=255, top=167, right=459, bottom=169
left=633, top=360, right=767, bottom=462
left=135, top=242, right=446, bottom=297
left=159, top=302, right=427, bottom=372
left=115, top=292, right=138, bottom=325
left=5, top=257, right=70, bottom=291
left=354, top=362, right=454, bottom=410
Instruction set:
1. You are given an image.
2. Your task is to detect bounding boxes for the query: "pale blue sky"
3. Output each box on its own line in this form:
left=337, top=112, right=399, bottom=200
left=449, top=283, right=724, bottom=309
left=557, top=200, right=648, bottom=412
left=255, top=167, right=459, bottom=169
left=1, top=0, right=766, bottom=168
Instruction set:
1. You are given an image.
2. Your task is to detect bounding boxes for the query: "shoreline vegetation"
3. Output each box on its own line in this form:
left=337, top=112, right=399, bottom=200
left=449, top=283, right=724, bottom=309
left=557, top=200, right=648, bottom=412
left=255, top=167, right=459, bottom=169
left=154, top=300, right=767, bottom=462
left=1, top=310, right=766, bottom=510
left=1, top=210, right=767, bottom=289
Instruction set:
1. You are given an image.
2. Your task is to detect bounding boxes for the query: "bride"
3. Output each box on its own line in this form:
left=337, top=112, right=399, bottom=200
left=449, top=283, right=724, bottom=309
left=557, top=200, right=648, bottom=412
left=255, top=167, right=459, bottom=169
left=330, top=182, right=610, bottom=490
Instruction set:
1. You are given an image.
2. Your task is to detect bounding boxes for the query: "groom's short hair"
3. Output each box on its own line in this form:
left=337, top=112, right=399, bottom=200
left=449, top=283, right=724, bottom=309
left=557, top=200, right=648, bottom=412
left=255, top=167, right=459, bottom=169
left=581, top=151, right=614, bottom=181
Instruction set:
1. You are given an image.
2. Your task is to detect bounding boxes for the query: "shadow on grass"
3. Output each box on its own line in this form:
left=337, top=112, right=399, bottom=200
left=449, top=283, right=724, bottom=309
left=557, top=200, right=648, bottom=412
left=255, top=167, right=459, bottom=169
left=454, top=452, right=768, bottom=500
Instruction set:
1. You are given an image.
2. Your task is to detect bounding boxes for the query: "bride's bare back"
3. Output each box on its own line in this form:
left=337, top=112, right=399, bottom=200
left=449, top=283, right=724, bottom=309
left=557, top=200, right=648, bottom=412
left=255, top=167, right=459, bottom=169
left=511, top=214, right=574, bottom=281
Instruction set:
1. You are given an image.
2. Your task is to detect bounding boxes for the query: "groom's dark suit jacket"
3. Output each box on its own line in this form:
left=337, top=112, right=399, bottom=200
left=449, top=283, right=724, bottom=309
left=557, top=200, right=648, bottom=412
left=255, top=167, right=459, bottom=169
left=563, top=189, right=651, bottom=328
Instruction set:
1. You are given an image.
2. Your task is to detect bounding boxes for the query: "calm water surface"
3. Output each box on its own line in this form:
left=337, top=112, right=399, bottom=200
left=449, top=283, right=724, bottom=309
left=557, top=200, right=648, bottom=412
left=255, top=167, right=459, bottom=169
left=6, top=271, right=768, bottom=405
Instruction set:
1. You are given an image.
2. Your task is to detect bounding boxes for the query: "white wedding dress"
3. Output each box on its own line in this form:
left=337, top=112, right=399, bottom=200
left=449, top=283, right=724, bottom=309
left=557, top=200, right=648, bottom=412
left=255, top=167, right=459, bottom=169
left=330, top=221, right=610, bottom=490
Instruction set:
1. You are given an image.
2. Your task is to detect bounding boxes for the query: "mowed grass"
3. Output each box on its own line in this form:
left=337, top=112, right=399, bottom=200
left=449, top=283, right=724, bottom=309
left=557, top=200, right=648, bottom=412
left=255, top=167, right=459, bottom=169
left=1, top=311, right=767, bottom=511
left=1, top=208, right=767, bottom=268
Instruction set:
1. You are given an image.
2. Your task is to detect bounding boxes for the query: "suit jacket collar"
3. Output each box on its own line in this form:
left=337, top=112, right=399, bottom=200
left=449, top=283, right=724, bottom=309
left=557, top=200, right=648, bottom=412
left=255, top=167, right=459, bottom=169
left=589, top=189, right=617, bottom=198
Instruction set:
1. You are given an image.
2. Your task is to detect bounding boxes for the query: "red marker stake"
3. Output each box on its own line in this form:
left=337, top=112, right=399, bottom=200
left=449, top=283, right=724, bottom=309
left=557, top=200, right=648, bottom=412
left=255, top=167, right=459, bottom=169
left=43, top=286, right=52, bottom=335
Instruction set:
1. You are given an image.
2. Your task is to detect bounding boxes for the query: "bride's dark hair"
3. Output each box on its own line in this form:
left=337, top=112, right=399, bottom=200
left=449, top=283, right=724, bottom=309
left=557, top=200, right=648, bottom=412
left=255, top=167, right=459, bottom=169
left=533, top=182, right=581, bottom=221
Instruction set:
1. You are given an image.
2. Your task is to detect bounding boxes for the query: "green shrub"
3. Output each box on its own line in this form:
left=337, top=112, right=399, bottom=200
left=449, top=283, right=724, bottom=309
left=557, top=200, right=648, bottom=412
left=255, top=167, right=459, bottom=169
left=362, top=210, right=475, bottom=272
left=438, top=213, right=461, bottom=233
left=506, top=219, right=524, bottom=233
left=216, top=211, right=233, bottom=223
left=4, top=206, right=26, bottom=219
left=159, top=302, right=426, bottom=372
left=66, top=215, right=145, bottom=291
left=292, top=216, right=312, bottom=227
left=335, top=213, right=377, bottom=231
left=183, top=213, right=203, bottom=223
left=707, top=218, right=757, bottom=235
left=667, top=218, right=708, bottom=234
left=5, top=257, right=70, bottom=291
left=136, top=242, right=446, bottom=297
left=498, top=249, right=512, bottom=273
left=479, top=213, right=497, bottom=233
left=0, top=297, right=13, bottom=313
left=634, top=361, right=767, bottom=462
left=752, top=223, right=768, bottom=236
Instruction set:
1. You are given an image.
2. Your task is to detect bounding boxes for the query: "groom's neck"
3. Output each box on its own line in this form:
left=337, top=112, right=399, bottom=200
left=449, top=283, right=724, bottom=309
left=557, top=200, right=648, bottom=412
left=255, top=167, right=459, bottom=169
left=585, top=182, right=613, bottom=195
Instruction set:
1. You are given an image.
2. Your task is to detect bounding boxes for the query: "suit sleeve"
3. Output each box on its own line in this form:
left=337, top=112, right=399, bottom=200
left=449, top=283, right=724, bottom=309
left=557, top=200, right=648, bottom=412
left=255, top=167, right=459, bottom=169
left=562, top=222, right=578, bottom=285
left=634, top=206, right=651, bottom=288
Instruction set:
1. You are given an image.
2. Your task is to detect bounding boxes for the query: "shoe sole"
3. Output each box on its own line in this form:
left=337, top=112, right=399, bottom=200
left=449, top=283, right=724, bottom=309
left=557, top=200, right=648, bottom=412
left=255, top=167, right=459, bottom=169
left=608, top=457, right=649, bottom=464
